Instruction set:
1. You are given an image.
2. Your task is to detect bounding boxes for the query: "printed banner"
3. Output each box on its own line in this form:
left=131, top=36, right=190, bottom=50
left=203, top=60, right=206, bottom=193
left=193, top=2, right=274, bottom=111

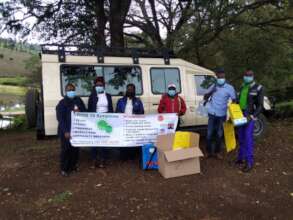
left=70, top=112, right=178, bottom=147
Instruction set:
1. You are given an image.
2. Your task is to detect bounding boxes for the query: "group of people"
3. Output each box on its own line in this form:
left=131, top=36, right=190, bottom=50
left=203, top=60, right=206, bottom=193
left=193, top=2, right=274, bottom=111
left=56, top=77, right=186, bottom=177
left=205, top=68, right=263, bottom=173
left=56, top=68, right=263, bottom=177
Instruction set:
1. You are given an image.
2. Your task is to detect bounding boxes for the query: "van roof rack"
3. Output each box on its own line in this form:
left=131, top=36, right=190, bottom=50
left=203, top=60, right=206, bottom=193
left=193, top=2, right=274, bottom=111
left=40, top=44, right=175, bottom=65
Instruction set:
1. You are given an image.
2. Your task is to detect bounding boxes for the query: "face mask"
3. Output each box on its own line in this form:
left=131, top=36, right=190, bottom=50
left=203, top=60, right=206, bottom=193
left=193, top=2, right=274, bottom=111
left=217, top=78, right=226, bottom=86
left=168, top=89, right=176, bottom=97
left=243, top=76, right=254, bottom=84
left=95, top=86, right=104, bottom=94
left=126, top=91, right=135, bottom=98
left=66, top=91, right=76, bottom=99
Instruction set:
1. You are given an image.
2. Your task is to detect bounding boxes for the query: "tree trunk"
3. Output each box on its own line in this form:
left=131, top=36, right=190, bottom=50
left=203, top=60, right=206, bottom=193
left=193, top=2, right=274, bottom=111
left=94, top=0, right=107, bottom=47
left=109, top=0, right=132, bottom=47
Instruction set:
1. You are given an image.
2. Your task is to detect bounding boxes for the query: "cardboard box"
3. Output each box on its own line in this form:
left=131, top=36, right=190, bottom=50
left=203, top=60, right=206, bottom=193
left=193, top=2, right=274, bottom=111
left=156, top=132, right=203, bottom=178
left=141, top=143, right=158, bottom=170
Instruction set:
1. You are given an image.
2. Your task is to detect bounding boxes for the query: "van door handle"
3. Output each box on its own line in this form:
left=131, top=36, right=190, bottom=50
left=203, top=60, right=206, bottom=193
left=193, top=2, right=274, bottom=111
left=152, top=103, right=159, bottom=106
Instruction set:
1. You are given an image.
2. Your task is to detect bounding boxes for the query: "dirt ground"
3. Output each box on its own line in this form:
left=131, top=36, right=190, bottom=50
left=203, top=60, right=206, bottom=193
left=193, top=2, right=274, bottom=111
left=0, top=119, right=292, bottom=220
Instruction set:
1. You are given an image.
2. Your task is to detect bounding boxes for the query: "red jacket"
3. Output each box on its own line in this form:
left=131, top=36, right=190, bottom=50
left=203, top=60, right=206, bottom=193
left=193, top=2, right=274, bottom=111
left=158, top=94, right=187, bottom=116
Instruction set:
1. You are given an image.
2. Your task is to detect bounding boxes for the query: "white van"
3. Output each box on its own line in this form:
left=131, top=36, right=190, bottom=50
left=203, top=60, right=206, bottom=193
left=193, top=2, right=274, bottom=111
left=25, top=45, right=272, bottom=139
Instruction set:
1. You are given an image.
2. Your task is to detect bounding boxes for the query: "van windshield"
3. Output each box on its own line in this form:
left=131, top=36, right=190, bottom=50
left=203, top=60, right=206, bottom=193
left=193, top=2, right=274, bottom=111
left=61, top=65, right=143, bottom=96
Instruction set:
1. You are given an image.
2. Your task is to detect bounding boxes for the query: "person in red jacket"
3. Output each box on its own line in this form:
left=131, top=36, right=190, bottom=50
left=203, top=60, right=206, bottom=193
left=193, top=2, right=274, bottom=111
left=158, top=84, right=187, bottom=129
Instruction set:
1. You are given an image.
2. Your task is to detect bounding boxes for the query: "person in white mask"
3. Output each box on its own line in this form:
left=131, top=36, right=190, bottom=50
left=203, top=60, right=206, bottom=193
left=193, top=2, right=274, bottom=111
left=88, top=77, right=113, bottom=168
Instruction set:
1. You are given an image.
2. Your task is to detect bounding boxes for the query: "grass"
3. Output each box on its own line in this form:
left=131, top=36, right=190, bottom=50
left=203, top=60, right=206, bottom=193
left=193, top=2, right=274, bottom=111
left=275, top=100, right=293, bottom=118
left=0, top=47, right=32, bottom=77
left=48, top=191, right=73, bottom=204
left=275, top=100, right=293, bottom=108
left=0, top=76, right=30, bottom=87
left=0, top=107, right=25, bottom=113
left=0, top=84, right=27, bottom=96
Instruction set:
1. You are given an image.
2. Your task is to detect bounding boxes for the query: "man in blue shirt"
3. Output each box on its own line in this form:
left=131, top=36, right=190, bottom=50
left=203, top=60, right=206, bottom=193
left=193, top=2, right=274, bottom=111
left=205, top=68, right=236, bottom=158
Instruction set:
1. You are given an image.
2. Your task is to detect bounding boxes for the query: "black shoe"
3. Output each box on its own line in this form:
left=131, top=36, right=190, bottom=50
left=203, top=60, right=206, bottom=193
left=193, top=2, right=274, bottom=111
left=98, top=160, right=106, bottom=169
left=206, top=153, right=214, bottom=158
left=215, top=153, right=223, bottom=160
left=235, top=159, right=244, bottom=167
left=235, top=159, right=244, bottom=165
left=71, top=166, right=79, bottom=172
left=61, top=170, right=69, bottom=177
left=242, top=164, right=253, bottom=173
left=90, top=160, right=97, bottom=169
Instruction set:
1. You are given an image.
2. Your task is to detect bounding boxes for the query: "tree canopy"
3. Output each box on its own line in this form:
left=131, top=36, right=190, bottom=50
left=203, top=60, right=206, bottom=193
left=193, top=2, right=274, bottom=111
left=1, top=0, right=292, bottom=90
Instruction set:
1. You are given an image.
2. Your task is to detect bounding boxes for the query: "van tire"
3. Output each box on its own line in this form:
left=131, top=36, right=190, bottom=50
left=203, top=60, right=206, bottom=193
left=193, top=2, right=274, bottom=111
left=25, top=89, right=39, bottom=128
left=253, top=113, right=268, bottom=138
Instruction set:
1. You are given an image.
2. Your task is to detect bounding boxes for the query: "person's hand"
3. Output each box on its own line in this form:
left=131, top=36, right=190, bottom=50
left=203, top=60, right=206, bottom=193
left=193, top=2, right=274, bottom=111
left=64, top=132, right=71, bottom=139
left=74, top=105, right=80, bottom=112
left=249, top=115, right=257, bottom=121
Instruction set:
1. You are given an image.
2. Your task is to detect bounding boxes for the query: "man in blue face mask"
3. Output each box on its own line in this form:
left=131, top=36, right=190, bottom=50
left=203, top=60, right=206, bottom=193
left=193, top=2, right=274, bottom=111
left=236, top=70, right=264, bottom=172
left=56, top=83, right=86, bottom=177
left=205, top=68, right=236, bottom=159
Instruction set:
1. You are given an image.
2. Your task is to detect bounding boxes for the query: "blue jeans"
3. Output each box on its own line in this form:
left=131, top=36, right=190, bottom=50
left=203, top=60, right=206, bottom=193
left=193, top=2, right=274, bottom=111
left=206, top=114, right=226, bottom=155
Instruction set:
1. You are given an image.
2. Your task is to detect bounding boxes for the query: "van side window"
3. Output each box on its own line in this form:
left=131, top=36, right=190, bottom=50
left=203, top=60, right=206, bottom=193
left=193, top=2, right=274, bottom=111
left=104, top=66, right=142, bottom=96
left=194, top=75, right=216, bottom=96
left=150, top=68, right=181, bottom=94
left=61, top=65, right=143, bottom=96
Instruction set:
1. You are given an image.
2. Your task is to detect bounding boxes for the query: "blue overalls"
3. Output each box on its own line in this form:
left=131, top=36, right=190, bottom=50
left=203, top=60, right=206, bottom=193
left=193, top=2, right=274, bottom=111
left=237, top=82, right=264, bottom=168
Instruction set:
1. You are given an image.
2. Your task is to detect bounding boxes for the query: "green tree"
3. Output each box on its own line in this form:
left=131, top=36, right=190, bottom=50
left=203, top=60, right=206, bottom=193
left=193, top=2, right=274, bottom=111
left=0, top=0, right=132, bottom=47
left=24, top=54, right=41, bottom=84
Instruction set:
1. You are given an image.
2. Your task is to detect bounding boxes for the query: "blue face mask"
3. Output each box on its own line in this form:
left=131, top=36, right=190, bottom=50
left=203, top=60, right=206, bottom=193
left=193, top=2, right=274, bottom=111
left=243, top=76, right=254, bottom=84
left=217, top=78, right=226, bottom=86
left=168, top=89, right=176, bottom=97
left=66, top=91, right=76, bottom=99
left=95, top=86, right=104, bottom=94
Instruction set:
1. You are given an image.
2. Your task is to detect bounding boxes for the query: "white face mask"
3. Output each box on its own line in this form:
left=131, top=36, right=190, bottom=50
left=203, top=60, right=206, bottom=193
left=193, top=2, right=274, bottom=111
left=217, top=78, right=226, bottom=85
left=95, top=86, right=104, bottom=93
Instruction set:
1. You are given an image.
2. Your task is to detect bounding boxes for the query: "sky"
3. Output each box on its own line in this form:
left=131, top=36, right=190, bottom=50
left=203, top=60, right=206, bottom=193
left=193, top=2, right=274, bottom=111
left=0, top=0, right=40, bottom=43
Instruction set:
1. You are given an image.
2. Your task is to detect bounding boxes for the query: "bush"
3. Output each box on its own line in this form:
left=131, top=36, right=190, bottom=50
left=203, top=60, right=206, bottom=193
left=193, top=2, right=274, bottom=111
left=275, top=101, right=293, bottom=118
left=11, top=115, right=26, bottom=129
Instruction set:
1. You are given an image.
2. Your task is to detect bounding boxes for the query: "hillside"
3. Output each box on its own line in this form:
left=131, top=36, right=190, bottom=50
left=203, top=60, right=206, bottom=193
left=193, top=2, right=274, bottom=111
left=0, top=47, right=34, bottom=77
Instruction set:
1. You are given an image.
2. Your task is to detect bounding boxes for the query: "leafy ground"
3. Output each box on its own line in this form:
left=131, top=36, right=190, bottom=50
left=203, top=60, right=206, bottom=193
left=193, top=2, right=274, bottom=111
left=0, top=119, right=292, bottom=220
